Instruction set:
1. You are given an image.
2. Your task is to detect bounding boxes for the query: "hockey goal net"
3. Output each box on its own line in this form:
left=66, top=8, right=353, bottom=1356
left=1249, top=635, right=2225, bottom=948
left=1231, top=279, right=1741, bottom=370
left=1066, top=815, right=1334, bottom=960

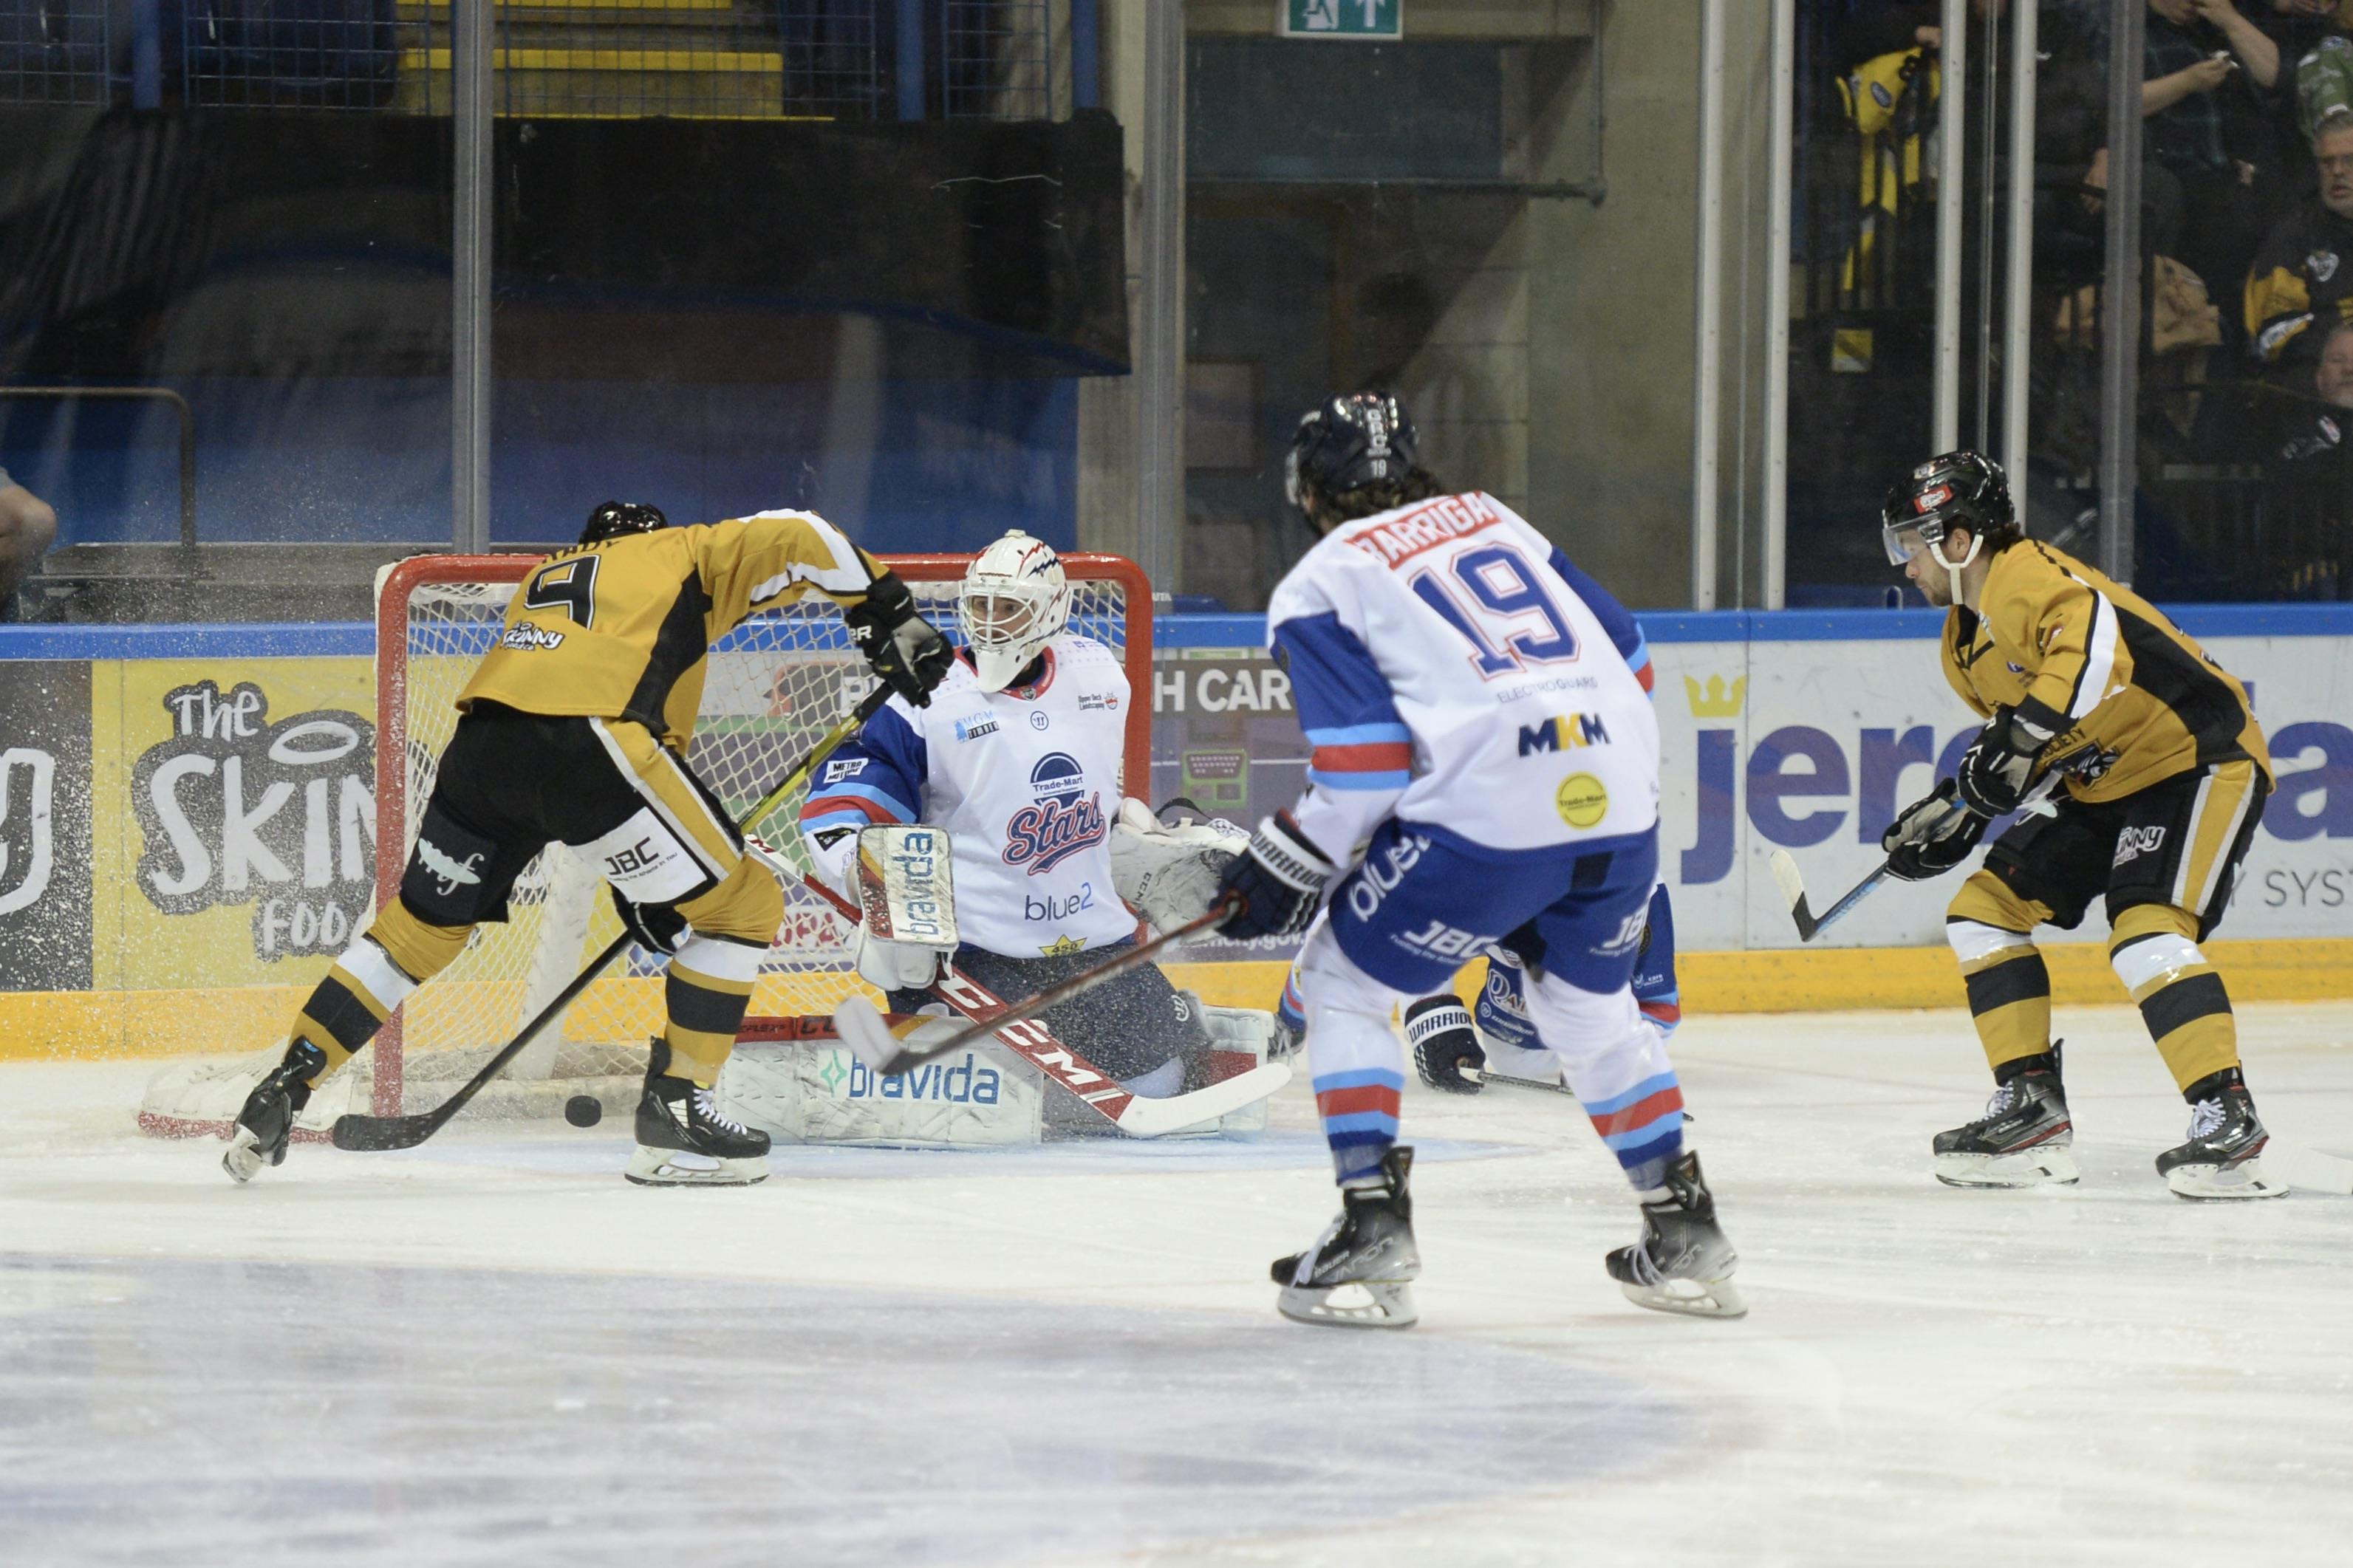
left=138, top=550, right=1150, bottom=1137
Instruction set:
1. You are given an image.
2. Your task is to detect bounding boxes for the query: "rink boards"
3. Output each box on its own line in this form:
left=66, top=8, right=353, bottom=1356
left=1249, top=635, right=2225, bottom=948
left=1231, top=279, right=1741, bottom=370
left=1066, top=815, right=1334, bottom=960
left=0, top=606, right=2347, bottom=1058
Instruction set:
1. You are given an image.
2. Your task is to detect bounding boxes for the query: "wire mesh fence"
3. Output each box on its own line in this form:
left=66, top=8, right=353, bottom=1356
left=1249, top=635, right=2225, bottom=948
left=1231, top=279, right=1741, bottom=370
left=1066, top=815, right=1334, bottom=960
left=16, top=0, right=1048, bottom=119
left=0, top=0, right=113, bottom=105
left=941, top=0, right=1047, bottom=120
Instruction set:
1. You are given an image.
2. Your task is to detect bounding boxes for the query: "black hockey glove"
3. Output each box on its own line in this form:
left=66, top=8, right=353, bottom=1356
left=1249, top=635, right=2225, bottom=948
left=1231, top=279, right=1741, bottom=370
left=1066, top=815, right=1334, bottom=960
left=1879, top=777, right=1988, bottom=882
left=845, top=572, right=955, bottom=708
left=1955, top=705, right=2053, bottom=818
left=1406, top=995, right=1486, bottom=1095
left=1214, top=812, right=1336, bottom=940
left=611, top=886, right=688, bottom=955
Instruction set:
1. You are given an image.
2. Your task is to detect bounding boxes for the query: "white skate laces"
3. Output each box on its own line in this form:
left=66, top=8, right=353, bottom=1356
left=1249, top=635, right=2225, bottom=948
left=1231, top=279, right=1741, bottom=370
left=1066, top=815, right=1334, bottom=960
left=693, top=1087, right=751, bottom=1135
left=2185, top=1097, right=2224, bottom=1142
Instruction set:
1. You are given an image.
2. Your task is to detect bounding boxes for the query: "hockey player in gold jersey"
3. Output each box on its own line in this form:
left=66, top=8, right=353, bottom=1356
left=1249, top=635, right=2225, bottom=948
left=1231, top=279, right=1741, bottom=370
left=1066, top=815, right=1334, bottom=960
left=222, top=500, right=954, bottom=1187
left=1877, top=453, right=2285, bottom=1200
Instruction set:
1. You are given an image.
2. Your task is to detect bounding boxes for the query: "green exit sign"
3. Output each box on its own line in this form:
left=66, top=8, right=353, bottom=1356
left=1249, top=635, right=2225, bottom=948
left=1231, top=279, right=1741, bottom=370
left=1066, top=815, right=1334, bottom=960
left=1280, top=0, right=1402, bottom=39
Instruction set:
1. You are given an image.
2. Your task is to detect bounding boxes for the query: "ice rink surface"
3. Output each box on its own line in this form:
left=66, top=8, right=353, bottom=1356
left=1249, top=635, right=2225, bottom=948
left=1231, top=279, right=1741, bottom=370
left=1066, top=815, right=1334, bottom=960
left=4, top=1002, right=2349, bottom=1567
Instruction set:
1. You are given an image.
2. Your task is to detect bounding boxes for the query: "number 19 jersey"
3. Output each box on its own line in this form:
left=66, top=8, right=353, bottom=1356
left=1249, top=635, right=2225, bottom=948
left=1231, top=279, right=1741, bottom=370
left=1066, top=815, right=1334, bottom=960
left=1266, top=490, right=1660, bottom=860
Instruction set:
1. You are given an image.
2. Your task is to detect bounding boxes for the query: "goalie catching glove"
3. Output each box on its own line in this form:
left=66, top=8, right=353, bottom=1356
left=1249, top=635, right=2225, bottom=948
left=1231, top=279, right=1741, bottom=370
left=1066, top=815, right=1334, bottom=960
left=1215, top=812, right=1336, bottom=941
left=1879, top=777, right=1987, bottom=883
left=1110, top=797, right=1251, bottom=936
left=844, top=570, right=955, bottom=708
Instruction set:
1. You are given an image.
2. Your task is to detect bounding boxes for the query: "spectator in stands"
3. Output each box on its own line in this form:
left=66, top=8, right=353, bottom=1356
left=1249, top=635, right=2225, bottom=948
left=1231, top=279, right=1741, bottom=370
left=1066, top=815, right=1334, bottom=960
left=2144, top=0, right=2287, bottom=316
left=2247, top=114, right=2353, bottom=376
left=0, top=467, right=55, bottom=619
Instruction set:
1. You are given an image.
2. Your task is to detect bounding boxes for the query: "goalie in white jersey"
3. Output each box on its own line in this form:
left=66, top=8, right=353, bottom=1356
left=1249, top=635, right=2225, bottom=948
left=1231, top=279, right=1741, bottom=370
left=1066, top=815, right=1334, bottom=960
left=799, top=532, right=1254, bottom=1115
left=1212, top=392, right=1744, bottom=1328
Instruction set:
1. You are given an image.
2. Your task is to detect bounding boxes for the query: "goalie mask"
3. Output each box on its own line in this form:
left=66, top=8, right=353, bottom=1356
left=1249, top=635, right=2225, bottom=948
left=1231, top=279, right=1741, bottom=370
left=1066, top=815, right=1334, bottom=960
left=1882, top=451, right=2018, bottom=603
left=959, top=530, right=1070, bottom=693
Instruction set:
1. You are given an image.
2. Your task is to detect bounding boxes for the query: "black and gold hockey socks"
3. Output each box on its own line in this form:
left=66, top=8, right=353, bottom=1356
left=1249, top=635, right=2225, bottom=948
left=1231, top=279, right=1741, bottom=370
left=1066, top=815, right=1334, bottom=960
left=658, top=934, right=765, bottom=1086
left=1945, top=875, right=2054, bottom=1076
left=2109, top=903, right=2239, bottom=1095
left=287, top=900, right=469, bottom=1080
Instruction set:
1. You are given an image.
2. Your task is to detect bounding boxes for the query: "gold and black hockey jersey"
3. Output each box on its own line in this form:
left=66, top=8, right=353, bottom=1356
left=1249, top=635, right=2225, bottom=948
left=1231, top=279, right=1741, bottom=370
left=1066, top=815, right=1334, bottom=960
left=457, top=510, right=884, bottom=748
left=1939, top=542, right=2270, bottom=804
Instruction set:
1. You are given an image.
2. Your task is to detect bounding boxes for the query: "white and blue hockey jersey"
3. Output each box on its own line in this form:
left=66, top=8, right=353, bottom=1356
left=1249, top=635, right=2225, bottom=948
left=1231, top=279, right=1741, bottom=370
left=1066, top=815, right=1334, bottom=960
left=796, top=637, right=1138, bottom=956
left=1266, top=490, right=1660, bottom=863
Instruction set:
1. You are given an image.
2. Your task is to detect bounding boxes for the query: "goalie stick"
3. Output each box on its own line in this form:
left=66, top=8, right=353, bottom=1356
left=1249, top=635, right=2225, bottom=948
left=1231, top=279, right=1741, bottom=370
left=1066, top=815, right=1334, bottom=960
left=329, top=684, right=895, bottom=1154
left=799, top=874, right=1291, bottom=1137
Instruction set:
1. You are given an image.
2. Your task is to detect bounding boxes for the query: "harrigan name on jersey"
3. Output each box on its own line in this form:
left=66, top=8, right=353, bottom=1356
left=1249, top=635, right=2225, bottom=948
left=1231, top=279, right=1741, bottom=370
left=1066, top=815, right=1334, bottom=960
left=1344, top=491, right=1506, bottom=568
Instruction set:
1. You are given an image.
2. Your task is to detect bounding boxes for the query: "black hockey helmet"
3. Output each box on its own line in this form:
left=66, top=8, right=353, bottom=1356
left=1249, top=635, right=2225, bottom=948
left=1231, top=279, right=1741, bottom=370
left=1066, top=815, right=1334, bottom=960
left=580, top=500, right=669, bottom=546
left=1285, top=391, right=1421, bottom=516
left=1880, top=451, right=2018, bottom=566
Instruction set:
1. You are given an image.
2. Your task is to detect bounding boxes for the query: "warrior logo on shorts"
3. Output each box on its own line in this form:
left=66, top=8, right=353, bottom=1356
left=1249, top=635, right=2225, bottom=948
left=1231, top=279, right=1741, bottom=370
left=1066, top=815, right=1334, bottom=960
left=1001, top=752, right=1107, bottom=877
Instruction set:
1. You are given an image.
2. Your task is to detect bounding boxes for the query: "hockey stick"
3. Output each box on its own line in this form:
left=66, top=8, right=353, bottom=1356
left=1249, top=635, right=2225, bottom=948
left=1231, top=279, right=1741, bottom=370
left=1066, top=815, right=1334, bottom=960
left=800, top=874, right=1291, bottom=1137
left=1461, top=1064, right=1574, bottom=1098
left=1767, top=849, right=1896, bottom=944
left=330, top=685, right=895, bottom=1153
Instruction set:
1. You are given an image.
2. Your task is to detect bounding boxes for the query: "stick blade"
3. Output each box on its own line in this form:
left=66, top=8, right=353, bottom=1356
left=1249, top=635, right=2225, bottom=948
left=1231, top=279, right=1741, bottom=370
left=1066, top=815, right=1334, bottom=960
left=1767, top=849, right=1820, bottom=941
left=1114, top=1061, right=1291, bottom=1137
left=2267, top=1138, right=2353, bottom=1196
left=330, top=1111, right=438, bottom=1152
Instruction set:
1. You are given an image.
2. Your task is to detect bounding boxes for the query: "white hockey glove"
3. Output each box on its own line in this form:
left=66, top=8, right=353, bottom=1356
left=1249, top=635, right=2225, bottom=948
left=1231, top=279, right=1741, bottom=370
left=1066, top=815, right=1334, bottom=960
left=854, top=925, right=943, bottom=992
left=1109, top=797, right=1251, bottom=936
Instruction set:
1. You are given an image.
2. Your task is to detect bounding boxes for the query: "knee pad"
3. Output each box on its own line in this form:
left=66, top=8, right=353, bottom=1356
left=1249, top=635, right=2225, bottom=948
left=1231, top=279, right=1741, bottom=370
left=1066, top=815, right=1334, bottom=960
left=1947, top=918, right=2034, bottom=966
left=677, top=855, right=782, bottom=947
left=2109, top=903, right=2207, bottom=996
left=369, top=899, right=471, bottom=985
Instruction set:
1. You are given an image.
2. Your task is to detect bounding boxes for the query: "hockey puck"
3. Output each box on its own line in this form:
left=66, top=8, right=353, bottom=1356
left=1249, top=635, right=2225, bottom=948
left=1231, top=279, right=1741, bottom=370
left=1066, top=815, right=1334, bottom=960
left=564, top=1095, right=604, bottom=1129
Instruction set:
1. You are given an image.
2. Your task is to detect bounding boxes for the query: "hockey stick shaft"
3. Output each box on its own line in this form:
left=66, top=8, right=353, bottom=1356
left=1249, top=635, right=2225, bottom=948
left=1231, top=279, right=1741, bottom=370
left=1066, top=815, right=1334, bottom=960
left=332, top=685, right=894, bottom=1152
left=1461, top=1065, right=1573, bottom=1098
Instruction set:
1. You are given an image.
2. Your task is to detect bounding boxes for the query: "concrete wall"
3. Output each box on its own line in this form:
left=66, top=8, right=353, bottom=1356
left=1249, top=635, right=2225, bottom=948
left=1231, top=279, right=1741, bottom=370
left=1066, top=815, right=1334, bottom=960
left=1526, top=2, right=1701, bottom=610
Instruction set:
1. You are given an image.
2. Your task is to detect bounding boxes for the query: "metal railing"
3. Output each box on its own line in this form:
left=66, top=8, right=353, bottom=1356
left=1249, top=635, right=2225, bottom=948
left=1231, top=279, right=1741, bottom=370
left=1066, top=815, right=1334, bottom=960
left=0, top=0, right=112, bottom=104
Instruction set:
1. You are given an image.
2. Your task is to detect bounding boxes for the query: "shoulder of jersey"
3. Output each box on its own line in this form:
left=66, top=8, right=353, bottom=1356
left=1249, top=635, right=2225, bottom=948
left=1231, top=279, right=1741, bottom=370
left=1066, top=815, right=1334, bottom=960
left=1053, top=633, right=1121, bottom=671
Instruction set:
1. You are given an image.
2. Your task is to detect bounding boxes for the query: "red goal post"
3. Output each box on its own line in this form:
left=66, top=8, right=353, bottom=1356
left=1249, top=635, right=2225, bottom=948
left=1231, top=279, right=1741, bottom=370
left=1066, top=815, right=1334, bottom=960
left=369, top=550, right=1154, bottom=1121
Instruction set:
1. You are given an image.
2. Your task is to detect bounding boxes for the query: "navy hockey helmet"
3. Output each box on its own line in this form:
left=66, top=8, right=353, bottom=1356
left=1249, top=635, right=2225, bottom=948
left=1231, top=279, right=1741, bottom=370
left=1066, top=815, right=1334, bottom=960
left=1285, top=391, right=1420, bottom=515
left=580, top=500, right=669, bottom=546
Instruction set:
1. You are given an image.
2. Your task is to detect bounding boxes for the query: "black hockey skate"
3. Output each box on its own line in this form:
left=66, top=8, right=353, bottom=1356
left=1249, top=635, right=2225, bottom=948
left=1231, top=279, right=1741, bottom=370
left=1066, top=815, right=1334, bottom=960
left=1274, top=1146, right=1420, bottom=1329
left=1932, top=1048, right=2078, bottom=1188
left=2156, top=1075, right=2287, bottom=1201
left=222, top=1041, right=327, bottom=1185
left=1605, top=1151, right=1745, bottom=1318
left=626, top=1041, right=770, bottom=1188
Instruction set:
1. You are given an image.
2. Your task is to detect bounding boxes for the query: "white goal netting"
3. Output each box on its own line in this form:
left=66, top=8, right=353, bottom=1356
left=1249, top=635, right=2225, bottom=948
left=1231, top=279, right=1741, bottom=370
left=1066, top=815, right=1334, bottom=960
left=138, top=550, right=1149, bottom=1137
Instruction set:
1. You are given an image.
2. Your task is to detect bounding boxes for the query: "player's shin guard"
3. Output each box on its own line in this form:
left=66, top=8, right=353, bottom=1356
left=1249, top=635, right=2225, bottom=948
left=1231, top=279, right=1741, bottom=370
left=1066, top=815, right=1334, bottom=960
left=289, top=906, right=462, bottom=1078
left=1523, top=979, right=1685, bottom=1191
left=2111, top=907, right=2282, bottom=1199
left=1948, top=877, right=2055, bottom=1078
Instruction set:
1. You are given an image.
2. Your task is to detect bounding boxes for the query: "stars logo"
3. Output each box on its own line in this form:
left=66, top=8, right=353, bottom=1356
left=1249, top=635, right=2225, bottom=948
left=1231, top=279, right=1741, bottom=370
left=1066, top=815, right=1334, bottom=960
left=1039, top=934, right=1086, bottom=956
